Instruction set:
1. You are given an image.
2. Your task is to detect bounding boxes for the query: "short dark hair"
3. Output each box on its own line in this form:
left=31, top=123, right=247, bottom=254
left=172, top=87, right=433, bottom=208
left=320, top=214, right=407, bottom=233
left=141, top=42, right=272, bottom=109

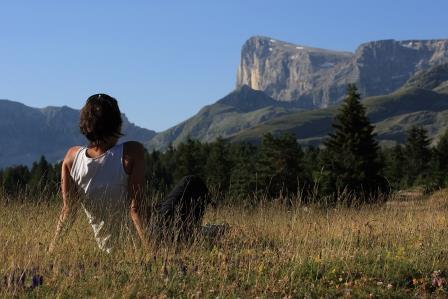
left=80, top=93, right=123, bottom=145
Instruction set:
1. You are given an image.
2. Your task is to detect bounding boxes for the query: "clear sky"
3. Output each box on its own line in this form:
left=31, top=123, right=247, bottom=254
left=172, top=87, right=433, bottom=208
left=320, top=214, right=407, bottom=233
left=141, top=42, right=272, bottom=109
left=0, top=1, right=447, bottom=132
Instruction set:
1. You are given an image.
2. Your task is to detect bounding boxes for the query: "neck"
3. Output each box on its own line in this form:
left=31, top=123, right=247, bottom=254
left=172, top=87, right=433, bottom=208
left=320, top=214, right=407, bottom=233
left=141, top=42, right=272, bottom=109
left=90, top=139, right=118, bottom=152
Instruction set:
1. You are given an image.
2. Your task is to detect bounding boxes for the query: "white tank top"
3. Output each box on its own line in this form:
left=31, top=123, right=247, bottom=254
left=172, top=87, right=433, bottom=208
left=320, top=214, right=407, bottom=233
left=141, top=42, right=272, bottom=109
left=70, top=143, right=129, bottom=253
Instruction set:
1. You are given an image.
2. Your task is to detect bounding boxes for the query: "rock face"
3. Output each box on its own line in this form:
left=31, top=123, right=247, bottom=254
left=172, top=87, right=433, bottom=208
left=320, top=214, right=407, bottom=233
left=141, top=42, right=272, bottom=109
left=0, top=100, right=156, bottom=168
left=237, top=36, right=448, bottom=107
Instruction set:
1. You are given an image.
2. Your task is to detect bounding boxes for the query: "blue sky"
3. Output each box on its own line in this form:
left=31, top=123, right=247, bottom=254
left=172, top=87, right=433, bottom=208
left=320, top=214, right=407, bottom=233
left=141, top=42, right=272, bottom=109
left=0, top=1, right=447, bottom=132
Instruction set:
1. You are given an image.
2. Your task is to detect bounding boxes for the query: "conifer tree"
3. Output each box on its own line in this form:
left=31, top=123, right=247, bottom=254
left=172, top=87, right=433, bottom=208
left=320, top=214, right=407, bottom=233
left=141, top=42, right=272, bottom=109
left=229, top=143, right=258, bottom=200
left=0, top=170, right=3, bottom=192
left=145, top=150, right=172, bottom=193
left=321, top=84, right=386, bottom=200
left=205, top=137, right=231, bottom=194
left=174, top=138, right=205, bottom=181
left=2, top=165, right=30, bottom=195
left=382, top=145, right=406, bottom=190
left=257, top=132, right=306, bottom=197
left=303, top=146, right=320, bottom=180
left=29, top=156, right=51, bottom=192
left=403, top=126, right=431, bottom=186
left=432, top=129, right=448, bottom=187
left=160, top=144, right=176, bottom=189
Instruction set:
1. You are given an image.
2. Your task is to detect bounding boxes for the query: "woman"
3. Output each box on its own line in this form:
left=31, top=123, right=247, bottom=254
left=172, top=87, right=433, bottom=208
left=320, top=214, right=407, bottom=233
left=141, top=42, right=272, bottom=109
left=49, top=94, right=209, bottom=253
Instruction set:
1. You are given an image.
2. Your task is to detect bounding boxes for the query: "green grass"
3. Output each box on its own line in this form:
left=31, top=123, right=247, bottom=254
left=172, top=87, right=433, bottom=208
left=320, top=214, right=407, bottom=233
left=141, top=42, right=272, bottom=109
left=2, top=191, right=448, bottom=297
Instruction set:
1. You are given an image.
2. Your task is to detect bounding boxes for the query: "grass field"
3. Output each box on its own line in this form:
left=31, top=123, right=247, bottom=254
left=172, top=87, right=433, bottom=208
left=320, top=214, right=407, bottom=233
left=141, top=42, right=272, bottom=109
left=1, top=190, right=448, bottom=298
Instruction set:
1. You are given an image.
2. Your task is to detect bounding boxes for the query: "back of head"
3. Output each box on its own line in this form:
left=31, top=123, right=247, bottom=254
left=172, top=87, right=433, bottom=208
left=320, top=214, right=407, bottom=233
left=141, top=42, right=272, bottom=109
left=80, top=94, right=123, bottom=145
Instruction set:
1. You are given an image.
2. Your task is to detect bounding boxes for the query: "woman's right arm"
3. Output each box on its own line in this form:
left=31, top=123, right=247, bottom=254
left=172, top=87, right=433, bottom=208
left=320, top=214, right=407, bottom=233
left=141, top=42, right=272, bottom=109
left=48, top=147, right=80, bottom=253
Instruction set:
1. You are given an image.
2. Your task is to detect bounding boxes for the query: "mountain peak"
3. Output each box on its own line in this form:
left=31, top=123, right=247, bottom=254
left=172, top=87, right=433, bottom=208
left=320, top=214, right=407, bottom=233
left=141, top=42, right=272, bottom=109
left=237, top=37, right=448, bottom=106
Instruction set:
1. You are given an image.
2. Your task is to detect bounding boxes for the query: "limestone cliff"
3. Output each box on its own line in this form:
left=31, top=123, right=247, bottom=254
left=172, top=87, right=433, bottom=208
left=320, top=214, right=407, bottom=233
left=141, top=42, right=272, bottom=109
left=237, top=36, right=448, bottom=107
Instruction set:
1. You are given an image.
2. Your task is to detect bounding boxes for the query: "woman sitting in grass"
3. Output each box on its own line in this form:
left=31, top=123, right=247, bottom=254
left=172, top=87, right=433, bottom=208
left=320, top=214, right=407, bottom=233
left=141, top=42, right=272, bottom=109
left=49, top=94, right=209, bottom=253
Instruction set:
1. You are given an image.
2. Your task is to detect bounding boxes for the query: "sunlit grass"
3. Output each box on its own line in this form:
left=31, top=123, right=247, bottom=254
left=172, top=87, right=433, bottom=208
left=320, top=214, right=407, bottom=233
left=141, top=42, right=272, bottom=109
left=1, top=190, right=448, bottom=297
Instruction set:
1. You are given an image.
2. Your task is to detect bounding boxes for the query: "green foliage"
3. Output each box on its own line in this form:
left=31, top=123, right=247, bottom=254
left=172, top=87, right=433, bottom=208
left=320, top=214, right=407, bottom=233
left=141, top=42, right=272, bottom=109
left=321, top=84, right=386, bottom=201
left=205, top=137, right=231, bottom=194
left=1, top=165, right=30, bottom=195
left=403, top=126, right=432, bottom=187
left=28, top=156, right=51, bottom=192
left=432, top=129, right=448, bottom=188
left=144, top=150, right=172, bottom=193
left=382, top=145, right=406, bottom=190
left=228, top=143, right=258, bottom=199
left=174, top=138, right=206, bottom=181
left=231, top=86, right=448, bottom=147
left=3, top=121, right=447, bottom=203
left=256, top=133, right=307, bottom=197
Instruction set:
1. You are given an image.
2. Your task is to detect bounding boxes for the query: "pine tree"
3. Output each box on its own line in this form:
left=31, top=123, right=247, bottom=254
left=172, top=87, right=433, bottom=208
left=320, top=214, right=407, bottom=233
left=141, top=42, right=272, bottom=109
left=145, top=150, right=172, bottom=193
left=256, top=133, right=306, bottom=197
left=2, top=165, right=30, bottom=195
left=160, top=143, right=176, bottom=188
left=433, top=129, right=448, bottom=187
left=174, top=138, right=205, bottom=181
left=382, top=145, right=406, bottom=190
left=29, top=156, right=51, bottom=192
left=0, top=170, right=3, bottom=193
left=403, top=126, right=431, bottom=186
left=229, top=143, right=258, bottom=200
left=321, top=84, right=386, bottom=200
left=303, top=146, right=320, bottom=180
left=205, top=137, right=231, bottom=194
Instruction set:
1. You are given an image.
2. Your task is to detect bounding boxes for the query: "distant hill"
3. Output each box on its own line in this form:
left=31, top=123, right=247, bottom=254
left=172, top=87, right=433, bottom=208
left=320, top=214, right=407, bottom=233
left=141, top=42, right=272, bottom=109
left=0, top=100, right=156, bottom=168
left=146, top=85, right=303, bottom=150
left=229, top=65, right=448, bottom=146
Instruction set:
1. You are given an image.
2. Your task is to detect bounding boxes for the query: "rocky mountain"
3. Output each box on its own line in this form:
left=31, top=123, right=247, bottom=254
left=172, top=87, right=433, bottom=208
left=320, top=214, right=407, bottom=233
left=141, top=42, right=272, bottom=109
left=146, top=85, right=302, bottom=150
left=237, top=36, right=448, bottom=107
left=402, top=63, right=448, bottom=92
left=146, top=37, right=448, bottom=151
left=230, top=64, right=448, bottom=146
left=6, top=37, right=447, bottom=164
left=0, top=100, right=156, bottom=168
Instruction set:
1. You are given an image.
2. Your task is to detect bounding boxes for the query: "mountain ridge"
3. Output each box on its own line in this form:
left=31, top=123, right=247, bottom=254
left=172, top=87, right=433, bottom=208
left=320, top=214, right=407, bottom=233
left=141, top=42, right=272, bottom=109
left=237, top=36, right=448, bottom=107
left=229, top=71, right=448, bottom=146
left=147, top=37, right=448, bottom=150
left=0, top=100, right=156, bottom=168
left=146, top=85, right=302, bottom=150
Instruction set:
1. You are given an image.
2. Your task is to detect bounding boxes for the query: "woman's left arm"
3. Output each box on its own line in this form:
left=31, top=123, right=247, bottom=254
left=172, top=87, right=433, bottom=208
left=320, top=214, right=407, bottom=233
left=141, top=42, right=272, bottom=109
left=125, top=142, right=148, bottom=247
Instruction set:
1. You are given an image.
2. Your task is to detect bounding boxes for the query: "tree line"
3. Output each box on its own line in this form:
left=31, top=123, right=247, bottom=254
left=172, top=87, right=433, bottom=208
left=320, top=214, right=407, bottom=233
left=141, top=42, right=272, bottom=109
left=1, top=85, right=448, bottom=203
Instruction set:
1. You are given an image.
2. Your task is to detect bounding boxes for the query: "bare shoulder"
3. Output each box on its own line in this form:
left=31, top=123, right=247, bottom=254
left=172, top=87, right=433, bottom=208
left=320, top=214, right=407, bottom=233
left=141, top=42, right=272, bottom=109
left=63, top=146, right=82, bottom=169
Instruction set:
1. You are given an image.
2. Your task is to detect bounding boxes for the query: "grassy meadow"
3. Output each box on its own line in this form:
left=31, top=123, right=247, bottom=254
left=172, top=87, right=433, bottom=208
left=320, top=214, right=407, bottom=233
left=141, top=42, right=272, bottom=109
left=2, top=190, right=448, bottom=298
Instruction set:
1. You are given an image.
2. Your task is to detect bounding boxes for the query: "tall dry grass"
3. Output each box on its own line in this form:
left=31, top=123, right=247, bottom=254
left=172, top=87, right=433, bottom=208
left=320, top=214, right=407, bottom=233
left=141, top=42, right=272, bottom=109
left=1, top=190, right=448, bottom=297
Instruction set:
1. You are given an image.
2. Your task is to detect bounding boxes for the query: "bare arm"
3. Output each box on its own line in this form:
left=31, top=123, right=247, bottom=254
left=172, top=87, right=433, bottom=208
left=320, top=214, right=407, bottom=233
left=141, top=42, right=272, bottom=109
left=48, top=147, right=80, bottom=253
left=125, top=142, right=148, bottom=246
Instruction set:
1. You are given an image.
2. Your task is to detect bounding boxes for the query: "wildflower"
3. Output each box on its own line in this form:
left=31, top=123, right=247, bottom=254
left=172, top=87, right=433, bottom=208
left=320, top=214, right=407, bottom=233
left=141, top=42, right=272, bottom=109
left=31, top=275, right=43, bottom=289
left=432, top=270, right=447, bottom=288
